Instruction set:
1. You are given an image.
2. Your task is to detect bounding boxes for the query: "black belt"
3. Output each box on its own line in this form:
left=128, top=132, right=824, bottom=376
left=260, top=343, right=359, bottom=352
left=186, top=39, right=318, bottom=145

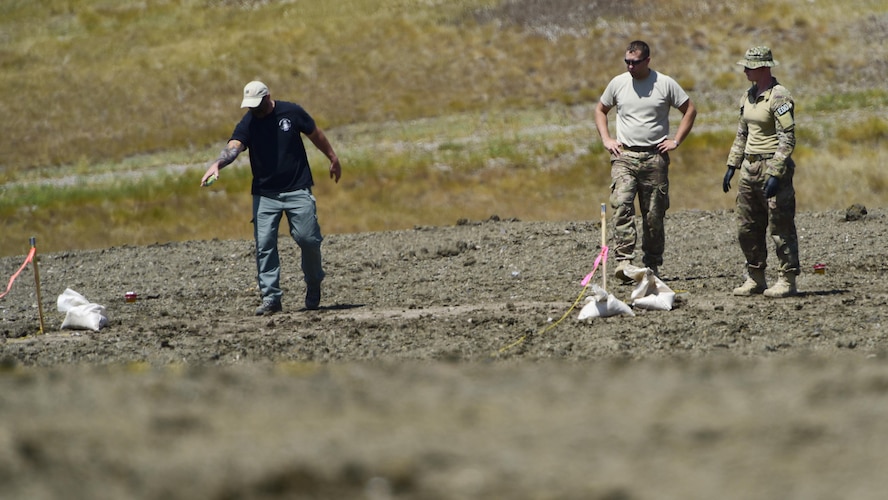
left=624, top=145, right=659, bottom=153
left=745, top=153, right=775, bottom=162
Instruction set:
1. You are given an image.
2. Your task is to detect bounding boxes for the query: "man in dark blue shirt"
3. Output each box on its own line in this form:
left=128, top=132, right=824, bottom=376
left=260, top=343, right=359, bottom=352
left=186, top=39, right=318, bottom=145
left=202, top=81, right=342, bottom=314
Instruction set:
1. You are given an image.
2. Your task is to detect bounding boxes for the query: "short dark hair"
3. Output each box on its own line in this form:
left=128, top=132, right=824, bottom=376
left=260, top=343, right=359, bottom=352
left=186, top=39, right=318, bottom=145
left=626, top=40, right=650, bottom=59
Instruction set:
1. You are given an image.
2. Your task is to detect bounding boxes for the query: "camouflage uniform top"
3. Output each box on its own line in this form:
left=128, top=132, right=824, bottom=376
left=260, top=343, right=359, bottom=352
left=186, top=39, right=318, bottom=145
left=725, top=79, right=796, bottom=179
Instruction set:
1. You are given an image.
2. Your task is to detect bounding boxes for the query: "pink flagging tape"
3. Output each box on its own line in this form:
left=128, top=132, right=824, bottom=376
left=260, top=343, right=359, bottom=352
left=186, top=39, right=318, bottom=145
left=0, top=247, right=36, bottom=300
left=580, top=246, right=608, bottom=287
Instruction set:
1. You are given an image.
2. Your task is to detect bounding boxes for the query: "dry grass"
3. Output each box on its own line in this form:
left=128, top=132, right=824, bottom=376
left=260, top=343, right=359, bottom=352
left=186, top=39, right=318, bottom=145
left=1, top=0, right=887, bottom=257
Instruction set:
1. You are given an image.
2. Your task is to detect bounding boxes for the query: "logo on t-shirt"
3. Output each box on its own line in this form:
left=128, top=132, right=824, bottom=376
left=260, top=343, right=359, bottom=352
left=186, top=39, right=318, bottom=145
left=775, top=103, right=792, bottom=116
left=279, top=118, right=292, bottom=132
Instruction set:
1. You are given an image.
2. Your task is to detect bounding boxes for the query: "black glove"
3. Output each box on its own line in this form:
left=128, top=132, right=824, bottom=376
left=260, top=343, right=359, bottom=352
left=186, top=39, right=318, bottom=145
left=722, top=167, right=735, bottom=193
left=764, top=176, right=780, bottom=198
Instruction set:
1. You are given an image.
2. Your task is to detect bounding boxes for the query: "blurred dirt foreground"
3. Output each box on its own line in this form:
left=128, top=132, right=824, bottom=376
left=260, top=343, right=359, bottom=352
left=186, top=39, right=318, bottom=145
left=2, top=208, right=888, bottom=499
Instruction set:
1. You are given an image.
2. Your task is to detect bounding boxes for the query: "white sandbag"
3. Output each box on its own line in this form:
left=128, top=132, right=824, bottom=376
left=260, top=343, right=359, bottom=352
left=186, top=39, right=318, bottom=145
left=628, top=267, right=675, bottom=311
left=57, top=288, right=108, bottom=331
left=61, top=303, right=109, bottom=331
left=57, top=288, right=90, bottom=312
left=578, top=284, right=634, bottom=319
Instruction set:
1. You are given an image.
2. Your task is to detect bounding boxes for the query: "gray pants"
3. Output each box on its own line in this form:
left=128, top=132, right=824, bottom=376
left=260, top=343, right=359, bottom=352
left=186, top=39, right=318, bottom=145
left=252, top=189, right=325, bottom=301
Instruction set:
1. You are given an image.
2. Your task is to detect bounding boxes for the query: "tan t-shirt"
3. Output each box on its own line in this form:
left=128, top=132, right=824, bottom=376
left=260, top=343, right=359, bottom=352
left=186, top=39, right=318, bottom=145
left=725, top=81, right=796, bottom=177
left=741, top=84, right=795, bottom=155
left=599, top=70, right=690, bottom=148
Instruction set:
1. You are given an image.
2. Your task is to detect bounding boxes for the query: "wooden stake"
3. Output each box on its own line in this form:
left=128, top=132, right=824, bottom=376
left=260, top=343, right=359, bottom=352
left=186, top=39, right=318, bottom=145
left=30, top=237, right=45, bottom=335
left=600, top=203, right=607, bottom=291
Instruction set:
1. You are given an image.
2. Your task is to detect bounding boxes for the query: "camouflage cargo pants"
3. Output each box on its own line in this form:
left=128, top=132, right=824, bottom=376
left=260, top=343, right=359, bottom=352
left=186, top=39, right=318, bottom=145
left=736, top=157, right=799, bottom=274
left=609, top=150, right=670, bottom=267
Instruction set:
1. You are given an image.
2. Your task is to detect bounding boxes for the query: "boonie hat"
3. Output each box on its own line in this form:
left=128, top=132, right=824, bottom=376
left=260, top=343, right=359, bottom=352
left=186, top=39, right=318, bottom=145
left=737, top=47, right=779, bottom=69
left=241, top=81, right=269, bottom=108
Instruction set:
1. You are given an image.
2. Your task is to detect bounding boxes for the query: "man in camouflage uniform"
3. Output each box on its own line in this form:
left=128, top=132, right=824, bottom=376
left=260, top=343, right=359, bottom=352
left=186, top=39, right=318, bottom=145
left=722, top=46, right=799, bottom=298
left=595, top=40, right=697, bottom=281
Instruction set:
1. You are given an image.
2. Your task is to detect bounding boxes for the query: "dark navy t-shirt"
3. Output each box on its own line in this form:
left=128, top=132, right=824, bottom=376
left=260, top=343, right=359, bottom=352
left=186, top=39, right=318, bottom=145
left=230, top=101, right=317, bottom=196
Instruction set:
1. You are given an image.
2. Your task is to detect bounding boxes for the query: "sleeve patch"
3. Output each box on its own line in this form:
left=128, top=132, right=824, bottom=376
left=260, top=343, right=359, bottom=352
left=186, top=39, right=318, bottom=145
left=776, top=107, right=795, bottom=129
left=776, top=103, right=792, bottom=115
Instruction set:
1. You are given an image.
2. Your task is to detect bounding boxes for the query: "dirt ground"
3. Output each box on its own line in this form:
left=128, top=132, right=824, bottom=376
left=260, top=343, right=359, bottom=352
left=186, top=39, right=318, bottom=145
left=2, top=207, right=888, bottom=499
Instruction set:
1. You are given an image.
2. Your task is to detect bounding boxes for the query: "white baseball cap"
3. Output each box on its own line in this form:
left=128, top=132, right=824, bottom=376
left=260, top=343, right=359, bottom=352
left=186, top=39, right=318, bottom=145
left=241, top=81, right=269, bottom=108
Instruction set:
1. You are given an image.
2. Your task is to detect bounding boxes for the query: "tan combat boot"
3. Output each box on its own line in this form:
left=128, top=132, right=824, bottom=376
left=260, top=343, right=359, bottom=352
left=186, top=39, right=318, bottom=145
left=733, top=267, right=767, bottom=296
left=614, top=260, right=634, bottom=283
left=764, top=272, right=797, bottom=298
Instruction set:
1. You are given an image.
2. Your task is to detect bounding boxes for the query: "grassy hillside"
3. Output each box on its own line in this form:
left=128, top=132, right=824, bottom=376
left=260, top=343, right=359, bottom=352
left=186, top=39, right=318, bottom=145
left=1, top=0, right=887, bottom=257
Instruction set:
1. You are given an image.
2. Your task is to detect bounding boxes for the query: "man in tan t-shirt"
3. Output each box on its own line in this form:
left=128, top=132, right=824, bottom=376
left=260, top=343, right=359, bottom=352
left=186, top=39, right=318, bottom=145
left=595, top=40, right=697, bottom=281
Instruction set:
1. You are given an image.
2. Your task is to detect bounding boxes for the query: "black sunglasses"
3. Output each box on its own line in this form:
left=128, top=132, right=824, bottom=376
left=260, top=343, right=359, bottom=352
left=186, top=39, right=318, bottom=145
left=624, top=58, right=648, bottom=66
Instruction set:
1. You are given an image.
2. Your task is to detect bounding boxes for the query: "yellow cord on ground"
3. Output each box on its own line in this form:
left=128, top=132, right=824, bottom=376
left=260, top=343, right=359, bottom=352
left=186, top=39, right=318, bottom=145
left=495, top=282, right=591, bottom=356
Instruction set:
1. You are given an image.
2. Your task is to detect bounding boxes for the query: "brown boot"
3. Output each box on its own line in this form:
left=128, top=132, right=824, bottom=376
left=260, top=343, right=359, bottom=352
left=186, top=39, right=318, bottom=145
left=733, top=267, right=767, bottom=296
left=764, top=272, right=797, bottom=298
